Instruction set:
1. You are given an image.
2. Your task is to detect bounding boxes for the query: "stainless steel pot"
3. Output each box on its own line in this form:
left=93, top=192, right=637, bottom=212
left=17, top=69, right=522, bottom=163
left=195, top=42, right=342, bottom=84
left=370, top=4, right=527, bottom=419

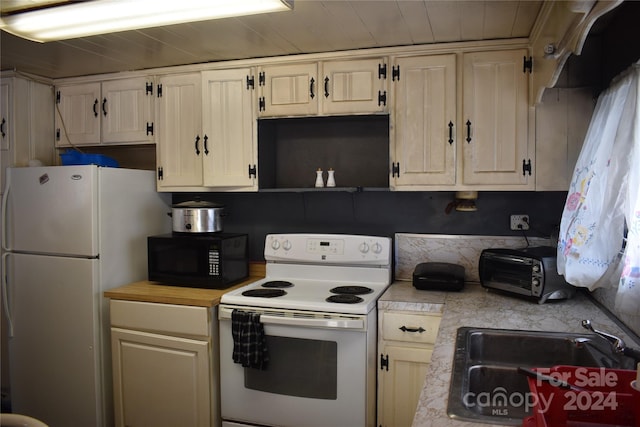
left=171, top=201, right=224, bottom=233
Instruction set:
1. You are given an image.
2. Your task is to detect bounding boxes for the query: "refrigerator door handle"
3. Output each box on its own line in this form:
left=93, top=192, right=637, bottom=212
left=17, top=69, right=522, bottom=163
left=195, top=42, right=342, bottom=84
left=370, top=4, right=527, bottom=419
left=2, top=253, right=14, bottom=337
left=2, top=180, right=10, bottom=252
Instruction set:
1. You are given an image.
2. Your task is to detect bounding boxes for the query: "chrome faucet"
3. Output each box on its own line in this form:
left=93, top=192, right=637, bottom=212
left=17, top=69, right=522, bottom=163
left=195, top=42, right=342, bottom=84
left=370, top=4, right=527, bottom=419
left=582, top=319, right=640, bottom=362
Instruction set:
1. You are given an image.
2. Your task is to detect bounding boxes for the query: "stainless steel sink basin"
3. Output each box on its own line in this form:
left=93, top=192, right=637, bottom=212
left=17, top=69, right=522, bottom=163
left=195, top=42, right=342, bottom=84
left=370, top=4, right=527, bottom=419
left=447, top=327, right=633, bottom=425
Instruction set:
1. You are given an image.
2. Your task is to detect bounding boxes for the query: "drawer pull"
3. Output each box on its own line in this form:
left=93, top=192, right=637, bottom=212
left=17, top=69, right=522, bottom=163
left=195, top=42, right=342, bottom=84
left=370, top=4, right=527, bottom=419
left=399, top=325, right=425, bottom=333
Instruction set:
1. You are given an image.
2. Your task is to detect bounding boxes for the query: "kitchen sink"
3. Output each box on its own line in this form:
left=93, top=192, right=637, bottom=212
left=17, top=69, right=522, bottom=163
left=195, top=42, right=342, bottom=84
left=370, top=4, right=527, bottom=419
left=447, top=327, right=634, bottom=425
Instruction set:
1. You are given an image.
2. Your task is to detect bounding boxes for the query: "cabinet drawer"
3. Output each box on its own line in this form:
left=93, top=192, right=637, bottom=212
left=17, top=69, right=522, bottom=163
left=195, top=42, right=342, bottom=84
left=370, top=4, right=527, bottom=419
left=382, top=312, right=441, bottom=344
left=110, top=300, right=212, bottom=338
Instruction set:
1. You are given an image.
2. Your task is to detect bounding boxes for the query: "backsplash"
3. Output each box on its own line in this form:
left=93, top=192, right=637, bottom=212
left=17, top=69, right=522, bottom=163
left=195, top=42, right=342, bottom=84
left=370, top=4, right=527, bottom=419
left=394, top=233, right=551, bottom=282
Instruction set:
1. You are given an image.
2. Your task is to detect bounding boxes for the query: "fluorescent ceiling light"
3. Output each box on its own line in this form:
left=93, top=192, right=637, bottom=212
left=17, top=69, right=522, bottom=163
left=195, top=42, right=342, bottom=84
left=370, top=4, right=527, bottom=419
left=0, top=0, right=293, bottom=42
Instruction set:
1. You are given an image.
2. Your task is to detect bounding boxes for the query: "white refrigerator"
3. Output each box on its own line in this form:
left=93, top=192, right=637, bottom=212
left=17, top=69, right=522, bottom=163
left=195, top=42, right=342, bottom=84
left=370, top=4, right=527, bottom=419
left=1, top=165, right=171, bottom=427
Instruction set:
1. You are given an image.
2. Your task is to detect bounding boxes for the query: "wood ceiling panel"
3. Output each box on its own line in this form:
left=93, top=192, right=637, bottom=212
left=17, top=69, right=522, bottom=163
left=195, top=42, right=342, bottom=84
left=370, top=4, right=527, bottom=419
left=397, top=1, right=435, bottom=44
left=0, top=0, right=545, bottom=79
left=425, top=1, right=462, bottom=42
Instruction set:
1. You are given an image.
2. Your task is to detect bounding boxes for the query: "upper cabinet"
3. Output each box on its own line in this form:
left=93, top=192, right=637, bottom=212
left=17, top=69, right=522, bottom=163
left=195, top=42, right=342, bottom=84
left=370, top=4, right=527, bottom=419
left=55, top=76, right=155, bottom=147
left=258, top=57, right=388, bottom=117
left=391, top=48, right=533, bottom=191
left=461, top=49, right=530, bottom=187
left=156, top=68, right=257, bottom=192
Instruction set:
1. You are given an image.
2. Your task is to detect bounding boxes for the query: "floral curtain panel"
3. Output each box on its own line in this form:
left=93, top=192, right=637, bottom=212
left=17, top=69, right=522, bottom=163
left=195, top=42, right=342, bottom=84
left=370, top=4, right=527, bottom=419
left=558, top=63, right=640, bottom=315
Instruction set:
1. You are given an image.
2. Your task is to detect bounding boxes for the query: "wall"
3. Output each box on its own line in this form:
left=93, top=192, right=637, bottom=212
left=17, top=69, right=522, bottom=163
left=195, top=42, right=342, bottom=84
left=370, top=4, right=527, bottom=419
left=173, top=191, right=568, bottom=262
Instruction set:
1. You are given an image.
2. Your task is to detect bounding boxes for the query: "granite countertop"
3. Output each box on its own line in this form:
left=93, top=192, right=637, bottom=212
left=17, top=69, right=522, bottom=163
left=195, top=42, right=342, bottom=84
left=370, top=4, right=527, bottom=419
left=379, top=281, right=637, bottom=427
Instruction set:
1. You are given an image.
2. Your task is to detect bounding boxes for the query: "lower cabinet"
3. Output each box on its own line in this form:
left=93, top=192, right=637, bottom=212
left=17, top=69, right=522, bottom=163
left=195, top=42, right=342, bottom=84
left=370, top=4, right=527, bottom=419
left=377, top=310, right=442, bottom=427
left=110, top=300, right=218, bottom=427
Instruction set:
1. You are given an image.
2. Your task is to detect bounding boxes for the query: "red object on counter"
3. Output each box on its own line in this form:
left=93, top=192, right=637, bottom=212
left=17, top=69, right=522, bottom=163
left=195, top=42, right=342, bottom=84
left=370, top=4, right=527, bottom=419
left=522, top=365, right=640, bottom=427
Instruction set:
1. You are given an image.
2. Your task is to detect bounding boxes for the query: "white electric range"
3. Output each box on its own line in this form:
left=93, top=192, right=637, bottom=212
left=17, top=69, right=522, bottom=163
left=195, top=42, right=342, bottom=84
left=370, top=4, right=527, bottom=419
left=218, top=233, right=392, bottom=427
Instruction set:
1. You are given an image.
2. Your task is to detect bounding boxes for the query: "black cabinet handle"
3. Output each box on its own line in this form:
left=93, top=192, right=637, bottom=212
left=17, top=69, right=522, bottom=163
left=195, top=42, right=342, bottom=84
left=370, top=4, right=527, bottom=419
left=203, top=135, right=209, bottom=155
left=195, top=135, right=201, bottom=155
left=448, top=121, right=454, bottom=145
left=102, top=98, right=107, bottom=116
left=1, top=118, right=5, bottom=138
left=466, top=120, right=472, bottom=143
left=324, top=76, right=329, bottom=98
left=310, top=78, right=315, bottom=99
left=399, top=326, right=426, bottom=333
left=93, top=99, right=98, bottom=117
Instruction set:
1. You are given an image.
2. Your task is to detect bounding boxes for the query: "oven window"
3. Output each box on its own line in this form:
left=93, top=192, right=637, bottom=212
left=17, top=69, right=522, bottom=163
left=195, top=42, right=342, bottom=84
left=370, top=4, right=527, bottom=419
left=485, top=261, right=532, bottom=289
left=245, top=336, right=337, bottom=399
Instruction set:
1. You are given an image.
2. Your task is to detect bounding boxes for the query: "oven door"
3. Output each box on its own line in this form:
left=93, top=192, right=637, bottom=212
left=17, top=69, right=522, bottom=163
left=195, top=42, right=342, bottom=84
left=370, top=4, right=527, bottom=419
left=218, top=305, right=375, bottom=427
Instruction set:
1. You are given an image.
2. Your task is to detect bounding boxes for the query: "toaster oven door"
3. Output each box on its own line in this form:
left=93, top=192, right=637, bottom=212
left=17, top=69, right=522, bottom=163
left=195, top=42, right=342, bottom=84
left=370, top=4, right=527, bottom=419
left=479, top=252, right=537, bottom=297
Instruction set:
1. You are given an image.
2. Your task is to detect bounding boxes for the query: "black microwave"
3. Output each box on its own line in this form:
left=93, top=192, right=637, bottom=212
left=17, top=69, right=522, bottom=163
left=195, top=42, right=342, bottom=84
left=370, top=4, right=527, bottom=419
left=148, top=233, right=249, bottom=288
left=478, top=246, right=576, bottom=304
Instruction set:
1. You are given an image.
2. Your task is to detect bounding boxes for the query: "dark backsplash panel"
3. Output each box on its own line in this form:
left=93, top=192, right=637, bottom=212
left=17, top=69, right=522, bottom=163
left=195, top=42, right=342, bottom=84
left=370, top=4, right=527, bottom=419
left=173, top=191, right=568, bottom=261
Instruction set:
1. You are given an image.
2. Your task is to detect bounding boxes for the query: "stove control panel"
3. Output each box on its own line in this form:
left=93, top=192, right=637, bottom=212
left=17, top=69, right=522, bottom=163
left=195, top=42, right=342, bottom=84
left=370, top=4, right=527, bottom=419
left=265, top=233, right=391, bottom=265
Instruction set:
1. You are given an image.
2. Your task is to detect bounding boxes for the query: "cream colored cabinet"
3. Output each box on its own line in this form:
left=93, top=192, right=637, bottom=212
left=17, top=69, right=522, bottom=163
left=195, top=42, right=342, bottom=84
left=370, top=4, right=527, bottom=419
left=391, top=49, right=532, bottom=190
left=378, top=310, right=441, bottom=427
left=392, top=54, right=457, bottom=187
left=258, top=62, right=318, bottom=116
left=110, top=300, right=218, bottom=427
left=258, top=58, right=387, bottom=117
left=461, top=49, right=530, bottom=187
left=535, top=87, right=594, bottom=191
left=55, top=77, right=155, bottom=147
left=156, top=69, right=257, bottom=191
left=0, top=73, right=54, bottom=179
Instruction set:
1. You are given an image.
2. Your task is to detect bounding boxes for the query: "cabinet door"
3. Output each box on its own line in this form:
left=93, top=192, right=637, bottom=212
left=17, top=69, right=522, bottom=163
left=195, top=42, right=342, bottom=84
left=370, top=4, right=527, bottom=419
left=156, top=73, right=203, bottom=188
left=111, top=328, right=212, bottom=427
left=379, top=344, right=433, bottom=427
left=259, top=63, right=318, bottom=116
left=202, top=69, right=256, bottom=188
left=462, top=49, right=530, bottom=186
left=55, top=82, right=101, bottom=146
left=0, top=79, right=10, bottom=151
left=101, top=77, right=154, bottom=144
left=321, top=58, right=386, bottom=114
left=393, top=55, right=456, bottom=187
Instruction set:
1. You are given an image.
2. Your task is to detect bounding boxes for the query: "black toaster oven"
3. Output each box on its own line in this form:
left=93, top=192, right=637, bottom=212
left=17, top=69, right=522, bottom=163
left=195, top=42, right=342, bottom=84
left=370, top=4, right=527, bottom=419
left=478, top=246, right=575, bottom=303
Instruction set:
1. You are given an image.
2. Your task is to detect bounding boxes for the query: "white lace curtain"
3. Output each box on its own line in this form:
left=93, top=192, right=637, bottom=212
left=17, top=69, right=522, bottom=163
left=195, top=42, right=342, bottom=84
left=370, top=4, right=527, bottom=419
left=557, top=62, right=640, bottom=315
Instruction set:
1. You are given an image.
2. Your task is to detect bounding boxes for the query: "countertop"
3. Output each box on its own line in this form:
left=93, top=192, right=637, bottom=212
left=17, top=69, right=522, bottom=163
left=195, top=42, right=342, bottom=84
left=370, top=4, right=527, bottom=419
left=103, top=263, right=265, bottom=307
left=379, top=281, right=637, bottom=427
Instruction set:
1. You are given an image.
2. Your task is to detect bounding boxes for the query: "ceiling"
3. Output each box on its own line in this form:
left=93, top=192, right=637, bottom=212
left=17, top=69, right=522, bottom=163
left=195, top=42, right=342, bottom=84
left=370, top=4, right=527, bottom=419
left=1, top=0, right=544, bottom=80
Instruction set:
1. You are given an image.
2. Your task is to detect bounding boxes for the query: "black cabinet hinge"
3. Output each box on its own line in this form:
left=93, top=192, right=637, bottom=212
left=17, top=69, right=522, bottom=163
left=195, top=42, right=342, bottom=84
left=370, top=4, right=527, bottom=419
left=157, top=167, right=163, bottom=180
left=145, top=82, right=153, bottom=95
left=380, top=354, right=389, bottom=371
left=146, top=122, right=154, bottom=136
left=523, top=56, right=533, bottom=74
left=378, top=91, right=387, bottom=106
left=392, top=65, right=400, bottom=81
left=55, top=90, right=61, bottom=104
left=157, top=84, right=163, bottom=97
left=522, top=159, right=532, bottom=176
left=259, top=97, right=266, bottom=112
left=378, top=63, right=387, bottom=79
left=56, top=128, right=60, bottom=141
left=248, top=164, right=257, bottom=178
left=392, top=162, right=400, bottom=178
left=258, top=71, right=265, bottom=86
left=246, top=75, right=255, bottom=90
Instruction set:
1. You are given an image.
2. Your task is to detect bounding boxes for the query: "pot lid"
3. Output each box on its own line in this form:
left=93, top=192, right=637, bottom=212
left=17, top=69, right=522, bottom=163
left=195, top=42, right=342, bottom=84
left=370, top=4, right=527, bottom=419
left=172, top=201, right=224, bottom=209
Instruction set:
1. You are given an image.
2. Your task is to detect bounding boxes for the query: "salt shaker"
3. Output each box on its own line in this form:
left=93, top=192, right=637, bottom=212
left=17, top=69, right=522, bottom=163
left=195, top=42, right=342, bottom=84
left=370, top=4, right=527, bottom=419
left=327, top=168, right=336, bottom=187
left=315, top=168, right=324, bottom=188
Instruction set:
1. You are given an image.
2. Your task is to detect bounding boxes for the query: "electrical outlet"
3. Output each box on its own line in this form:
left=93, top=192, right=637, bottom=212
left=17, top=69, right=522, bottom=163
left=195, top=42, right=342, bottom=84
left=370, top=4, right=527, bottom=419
left=510, top=214, right=530, bottom=230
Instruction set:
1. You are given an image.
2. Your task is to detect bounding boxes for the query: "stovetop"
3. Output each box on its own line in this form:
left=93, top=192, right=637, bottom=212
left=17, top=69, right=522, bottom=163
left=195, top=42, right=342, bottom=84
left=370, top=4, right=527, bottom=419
left=221, top=277, right=390, bottom=315
left=220, top=233, right=392, bottom=315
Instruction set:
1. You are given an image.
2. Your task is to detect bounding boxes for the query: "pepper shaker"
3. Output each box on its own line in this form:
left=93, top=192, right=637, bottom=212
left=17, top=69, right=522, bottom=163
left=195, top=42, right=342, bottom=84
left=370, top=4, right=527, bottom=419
left=327, top=168, right=336, bottom=187
left=315, top=168, right=324, bottom=188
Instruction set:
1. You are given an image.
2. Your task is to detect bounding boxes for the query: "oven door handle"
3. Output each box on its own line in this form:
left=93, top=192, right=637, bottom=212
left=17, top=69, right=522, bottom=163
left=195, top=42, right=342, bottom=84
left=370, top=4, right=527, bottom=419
left=259, top=315, right=364, bottom=329
left=219, top=307, right=364, bottom=329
